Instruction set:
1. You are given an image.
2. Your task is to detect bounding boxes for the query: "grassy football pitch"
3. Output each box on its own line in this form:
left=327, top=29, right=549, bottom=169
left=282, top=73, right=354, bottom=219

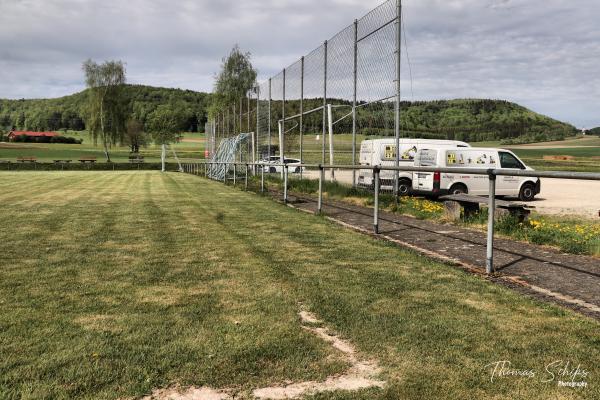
left=0, top=171, right=598, bottom=399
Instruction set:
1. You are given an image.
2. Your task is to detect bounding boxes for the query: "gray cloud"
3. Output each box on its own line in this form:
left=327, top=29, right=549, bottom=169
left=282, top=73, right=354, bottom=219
left=0, top=0, right=598, bottom=127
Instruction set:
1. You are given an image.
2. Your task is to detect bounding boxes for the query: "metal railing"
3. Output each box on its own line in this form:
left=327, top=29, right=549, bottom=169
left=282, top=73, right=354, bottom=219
left=181, top=161, right=600, bottom=275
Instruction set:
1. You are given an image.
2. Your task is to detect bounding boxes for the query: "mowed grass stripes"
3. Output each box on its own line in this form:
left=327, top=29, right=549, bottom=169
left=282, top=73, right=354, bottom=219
left=0, top=171, right=598, bottom=400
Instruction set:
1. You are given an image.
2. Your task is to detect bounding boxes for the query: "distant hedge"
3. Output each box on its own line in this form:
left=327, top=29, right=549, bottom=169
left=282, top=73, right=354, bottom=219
left=0, top=162, right=181, bottom=172
left=10, top=135, right=83, bottom=144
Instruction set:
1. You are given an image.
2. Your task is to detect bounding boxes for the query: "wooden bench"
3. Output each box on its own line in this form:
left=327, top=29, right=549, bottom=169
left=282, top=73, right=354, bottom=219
left=17, top=156, right=37, bottom=163
left=128, top=155, right=145, bottom=163
left=440, top=194, right=534, bottom=222
left=78, top=157, right=97, bottom=164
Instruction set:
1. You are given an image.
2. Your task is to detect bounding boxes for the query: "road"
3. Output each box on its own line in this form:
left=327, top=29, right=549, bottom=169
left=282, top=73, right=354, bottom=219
left=301, top=169, right=600, bottom=218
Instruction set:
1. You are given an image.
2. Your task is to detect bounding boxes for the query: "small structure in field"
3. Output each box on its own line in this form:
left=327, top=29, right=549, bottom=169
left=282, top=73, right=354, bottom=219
left=7, top=131, right=61, bottom=142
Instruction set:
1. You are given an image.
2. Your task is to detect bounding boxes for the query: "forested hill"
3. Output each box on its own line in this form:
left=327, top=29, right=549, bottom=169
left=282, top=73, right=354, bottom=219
left=398, top=99, right=578, bottom=143
left=0, top=85, right=210, bottom=133
left=0, top=87, right=577, bottom=143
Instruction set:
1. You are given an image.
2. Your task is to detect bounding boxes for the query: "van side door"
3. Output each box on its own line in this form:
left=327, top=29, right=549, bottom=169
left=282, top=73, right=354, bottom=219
left=497, top=151, right=525, bottom=195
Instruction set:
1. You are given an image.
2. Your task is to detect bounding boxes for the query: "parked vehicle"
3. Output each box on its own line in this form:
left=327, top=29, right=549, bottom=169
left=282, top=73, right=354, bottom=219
left=412, top=147, right=541, bottom=201
left=259, top=157, right=304, bottom=173
left=358, top=139, right=470, bottom=194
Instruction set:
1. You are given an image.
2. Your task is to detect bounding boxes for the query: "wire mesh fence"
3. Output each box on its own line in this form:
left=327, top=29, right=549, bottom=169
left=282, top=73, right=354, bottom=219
left=207, top=0, right=403, bottom=194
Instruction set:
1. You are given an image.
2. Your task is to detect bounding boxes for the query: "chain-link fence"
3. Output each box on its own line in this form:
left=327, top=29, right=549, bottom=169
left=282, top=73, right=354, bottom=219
left=207, top=0, right=403, bottom=194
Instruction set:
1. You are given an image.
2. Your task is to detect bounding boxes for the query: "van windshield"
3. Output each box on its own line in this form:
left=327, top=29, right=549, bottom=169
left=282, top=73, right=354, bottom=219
left=499, top=152, right=524, bottom=169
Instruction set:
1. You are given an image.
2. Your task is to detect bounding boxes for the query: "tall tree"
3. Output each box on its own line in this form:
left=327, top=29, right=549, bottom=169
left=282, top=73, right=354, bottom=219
left=211, top=45, right=257, bottom=118
left=124, top=119, right=147, bottom=154
left=146, top=104, right=187, bottom=172
left=82, top=59, right=127, bottom=162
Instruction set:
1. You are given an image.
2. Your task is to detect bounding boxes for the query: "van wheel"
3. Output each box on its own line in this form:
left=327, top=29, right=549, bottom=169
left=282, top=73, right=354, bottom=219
left=449, top=184, right=468, bottom=195
left=269, top=166, right=276, bottom=173
left=398, top=179, right=412, bottom=196
left=519, top=182, right=536, bottom=201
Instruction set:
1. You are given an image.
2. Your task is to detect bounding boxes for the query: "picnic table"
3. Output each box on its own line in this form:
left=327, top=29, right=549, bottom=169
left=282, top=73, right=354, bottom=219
left=78, top=157, right=97, bottom=164
left=439, top=194, right=534, bottom=222
left=17, top=156, right=37, bottom=163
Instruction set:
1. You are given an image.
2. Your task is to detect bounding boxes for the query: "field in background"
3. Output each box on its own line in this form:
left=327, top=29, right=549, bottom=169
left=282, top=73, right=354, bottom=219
left=0, top=132, right=206, bottom=163
left=2, top=132, right=598, bottom=172
left=1, top=171, right=599, bottom=399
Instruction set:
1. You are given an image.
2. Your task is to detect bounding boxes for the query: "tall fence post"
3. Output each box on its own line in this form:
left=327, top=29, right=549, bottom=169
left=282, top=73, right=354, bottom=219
left=322, top=40, right=328, bottom=164
left=317, top=164, right=324, bottom=214
left=283, top=165, right=288, bottom=204
left=352, top=18, right=358, bottom=187
left=261, top=164, right=265, bottom=192
left=300, top=56, right=304, bottom=179
left=268, top=78, right=272, bottom=158
left=394, top=0, right=402, bottom=199
left=486, top=172, right=497, bottom=274
left=373, top=166, right=380, bottom=234
left=223, top=163, right=227, bottom=183
left=245, top=163, right=248, bottom=190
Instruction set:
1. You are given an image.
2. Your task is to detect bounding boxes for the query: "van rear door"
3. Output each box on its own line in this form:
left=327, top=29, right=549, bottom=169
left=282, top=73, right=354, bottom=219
left=413, top=149, right=437, bottom=191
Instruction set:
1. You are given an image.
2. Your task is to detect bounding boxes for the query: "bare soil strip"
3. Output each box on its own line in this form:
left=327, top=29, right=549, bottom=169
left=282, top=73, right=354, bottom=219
left=138, top=308, right=384, bottom=400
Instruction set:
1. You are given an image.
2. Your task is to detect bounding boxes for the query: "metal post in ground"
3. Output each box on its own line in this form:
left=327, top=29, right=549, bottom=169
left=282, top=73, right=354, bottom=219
left=283, top=165, right=288, bottom=204
left=374, top=166, right=380, bottom=234
left=300, top=56, right=304, bottom=179
left=322, top=40, right=328, bottom=165
left=245, top=163, right=248, bottom=190
left=261, top=164, right=265, bottom=192
left=486, top=172, right=497, bottom=274
left=233, top=163, right=237, bottom=186
left=317, top=164, right=324, bottom=214
left=394, top=0, right=402, bottom=200
left=224, top=163, right=228, bottom=183
left=352, top=18, right=358, bottom=187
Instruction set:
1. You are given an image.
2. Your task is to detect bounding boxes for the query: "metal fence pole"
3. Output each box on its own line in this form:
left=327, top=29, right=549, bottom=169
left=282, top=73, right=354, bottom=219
left=245, top=163, right=248, bottom=190
left=268, top=78, right=272, bottom=158
left=224, top=163, right=228, bottom=183
left=374, top=166, right=380, bottom=234
left=261, top=165, right=265, bottom=192
left=322, top=40, right=327, bottom=164
left=300, top=56, right=304, bottom=179
left=283, top=165, right=288, bottom=204
left=352, top=18, right=358, bottom=187
left=255, top=85, right=260, bottom=170
left=233, top=163, right=237, bottom=186
left=486, top=173, right=497, bottom=274
left=318, top=164, right=324, bottom=214
left=394, top=0, right=402, bottom=199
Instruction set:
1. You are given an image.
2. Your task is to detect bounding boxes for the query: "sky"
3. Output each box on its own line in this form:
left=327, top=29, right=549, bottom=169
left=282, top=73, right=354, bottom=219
left=0, top=0, right=598, bottom=128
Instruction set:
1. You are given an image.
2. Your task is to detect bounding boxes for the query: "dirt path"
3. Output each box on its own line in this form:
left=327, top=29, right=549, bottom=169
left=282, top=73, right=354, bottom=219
left=301, top=170, right=600, bottom=218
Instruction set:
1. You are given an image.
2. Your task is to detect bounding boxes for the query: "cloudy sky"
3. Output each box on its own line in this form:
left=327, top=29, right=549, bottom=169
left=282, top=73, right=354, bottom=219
left=1, top=0, right=598, bottom=128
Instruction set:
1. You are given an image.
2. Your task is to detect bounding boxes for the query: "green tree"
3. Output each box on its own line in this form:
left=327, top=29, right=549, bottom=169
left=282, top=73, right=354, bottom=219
left=124, top=119, right=147, bottom=154
left=146, top=104, right=187, bottom=171
left=210, top=45, right=257, bottom=118
left=82, top=59, right=127, bottom=162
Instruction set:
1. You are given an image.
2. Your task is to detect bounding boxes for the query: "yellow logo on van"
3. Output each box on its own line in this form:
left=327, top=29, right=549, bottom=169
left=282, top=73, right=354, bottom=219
left=447, top=152, right=457, bottom=164
left=384, top=145, right=396, bottom=160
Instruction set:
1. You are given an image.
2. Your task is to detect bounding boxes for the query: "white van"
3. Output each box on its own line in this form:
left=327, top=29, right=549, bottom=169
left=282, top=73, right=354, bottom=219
left=412, top=147, right=541, bottom=201
left=358, top=138, right=470, bottom=194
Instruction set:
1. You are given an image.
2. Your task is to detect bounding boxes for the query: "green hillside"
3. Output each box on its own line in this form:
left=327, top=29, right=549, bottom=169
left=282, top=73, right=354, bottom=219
left=1, top=88, right=577, bottom=144
left=0, top=85, right=210, bottom=133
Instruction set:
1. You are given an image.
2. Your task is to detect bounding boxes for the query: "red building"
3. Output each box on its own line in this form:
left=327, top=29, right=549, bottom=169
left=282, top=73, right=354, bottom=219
left=7, top=131, right=61, bottom=141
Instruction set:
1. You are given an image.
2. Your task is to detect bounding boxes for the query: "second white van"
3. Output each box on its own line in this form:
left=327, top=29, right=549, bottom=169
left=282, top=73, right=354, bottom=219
left=412, top=147, right=540, bottom=201
left=358, top=138, right=470, bottom=193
